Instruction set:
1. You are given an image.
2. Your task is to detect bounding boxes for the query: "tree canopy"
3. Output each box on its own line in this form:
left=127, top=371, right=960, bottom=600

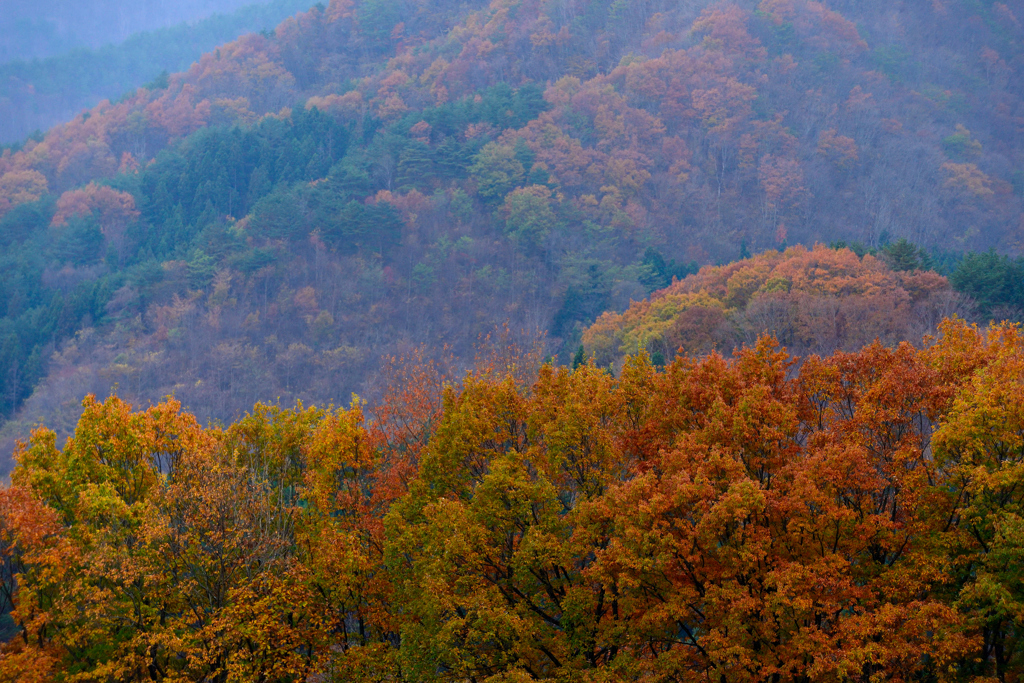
left=1, top=319, right=1024, bottom=680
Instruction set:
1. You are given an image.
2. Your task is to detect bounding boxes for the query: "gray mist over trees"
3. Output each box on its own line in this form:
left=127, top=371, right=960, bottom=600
left=0, top=0, right=317, bottom=144
left=0, top=0, right=272, bottom=62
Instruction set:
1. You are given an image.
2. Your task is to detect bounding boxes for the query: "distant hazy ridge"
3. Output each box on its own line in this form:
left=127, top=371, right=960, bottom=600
left=0, top=0, right=317, bottom=144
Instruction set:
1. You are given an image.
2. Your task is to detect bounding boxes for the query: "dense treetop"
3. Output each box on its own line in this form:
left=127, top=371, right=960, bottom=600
left=1, top=319, right=1023, bottom=680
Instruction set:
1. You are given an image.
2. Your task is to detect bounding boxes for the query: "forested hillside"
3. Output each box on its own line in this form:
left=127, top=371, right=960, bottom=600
left=0, top=0, right=319, bottom=144
left=0, top=0, right=1022, bottom=471
left=2, top=320, right=1024, bottom=679
left=1, top=1, right=1024, bottom=677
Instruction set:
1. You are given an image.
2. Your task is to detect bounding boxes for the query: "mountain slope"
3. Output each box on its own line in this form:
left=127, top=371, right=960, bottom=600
left=0, top=0, right=1021, bottom=469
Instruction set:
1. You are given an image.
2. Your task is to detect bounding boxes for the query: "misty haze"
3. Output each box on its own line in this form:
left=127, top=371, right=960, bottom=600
left=0, top=0, right=318, bottom=143
left=1, top=0, right=271, bottom=60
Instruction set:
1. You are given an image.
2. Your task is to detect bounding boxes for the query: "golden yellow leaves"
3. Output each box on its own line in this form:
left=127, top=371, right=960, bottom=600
left=3, top=319, right=1024, bottom=680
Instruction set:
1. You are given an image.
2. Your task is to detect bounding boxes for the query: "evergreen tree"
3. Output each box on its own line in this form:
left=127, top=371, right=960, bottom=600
left=882, top=237, right=931, bottom=272
left=951, top=251, right=1024, bottom=316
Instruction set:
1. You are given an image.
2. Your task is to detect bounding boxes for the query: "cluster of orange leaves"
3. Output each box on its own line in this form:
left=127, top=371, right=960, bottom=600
left=1, top=317, right=1023, bottom=681
left=583, top=244, right=954, bottom=365
left=50, top=183, right=138, bottom=229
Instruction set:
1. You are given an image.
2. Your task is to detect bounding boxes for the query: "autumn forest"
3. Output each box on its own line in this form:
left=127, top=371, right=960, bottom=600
left=0, top=0, right=1023, bottom=679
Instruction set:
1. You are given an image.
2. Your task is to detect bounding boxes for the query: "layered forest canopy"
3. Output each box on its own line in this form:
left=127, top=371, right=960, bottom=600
left=1, top=320, right=1024, bottom=679
left=0, top=0, right=1021, bottom=472
left=0, top=0, right=320, bottom=144
left=0, top=0, right=1024, bottom=677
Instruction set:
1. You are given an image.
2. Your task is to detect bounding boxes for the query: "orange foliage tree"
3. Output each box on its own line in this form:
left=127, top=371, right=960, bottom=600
left=583, top=244, right=963, bottom=366
left=51, top=183, right=140, bottom=265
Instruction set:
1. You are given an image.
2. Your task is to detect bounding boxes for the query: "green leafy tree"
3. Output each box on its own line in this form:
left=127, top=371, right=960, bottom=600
left=186, top=248, right=216, bottom=290
left=951, top=251, right=1024, bottom=317
left=502, top=185, right=557, bottom=252
left=469, top=142, right=525, bottom=205
left=881, top=237, right=931, bottom=272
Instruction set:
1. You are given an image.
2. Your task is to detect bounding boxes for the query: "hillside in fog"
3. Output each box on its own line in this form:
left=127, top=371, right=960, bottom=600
left=0, top=0, right=275, bottom=62
left=0, top=0, right=1020, bottom=472
left=0, top=0, right=318, bottom=144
